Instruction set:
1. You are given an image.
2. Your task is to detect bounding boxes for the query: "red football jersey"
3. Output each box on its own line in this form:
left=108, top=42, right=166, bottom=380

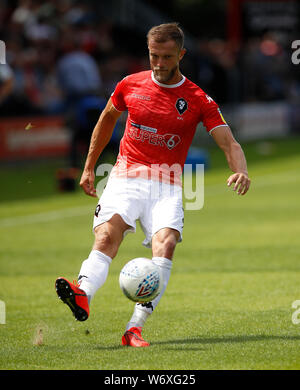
left=110, top=70, right=226, bottom=183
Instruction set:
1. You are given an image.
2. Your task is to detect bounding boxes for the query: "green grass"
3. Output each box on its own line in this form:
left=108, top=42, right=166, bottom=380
left=0, top=137, right=300, bottom=370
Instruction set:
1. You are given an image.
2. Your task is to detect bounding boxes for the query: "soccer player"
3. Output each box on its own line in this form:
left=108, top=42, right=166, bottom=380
left=55, top=23, right=251, bottom=347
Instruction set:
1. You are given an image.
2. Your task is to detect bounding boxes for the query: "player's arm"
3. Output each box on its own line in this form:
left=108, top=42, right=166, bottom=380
left=211, top=125, right=251, bottom=195
left=80, top=98, right=122, bottom=197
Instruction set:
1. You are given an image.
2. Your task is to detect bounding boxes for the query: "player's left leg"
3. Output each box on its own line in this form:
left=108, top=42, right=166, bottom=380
left=151, top=227, right=180, bottom=259
left=122, top=228, right=179, bottom=347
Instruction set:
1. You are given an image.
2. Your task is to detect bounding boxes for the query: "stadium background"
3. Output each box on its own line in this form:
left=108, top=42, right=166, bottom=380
left=1, top=0, right=300, bottom=371
left=0, top=0, right=299, bottom=176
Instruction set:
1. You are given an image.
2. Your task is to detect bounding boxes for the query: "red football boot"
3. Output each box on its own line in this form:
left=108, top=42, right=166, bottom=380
left=121, top=327, right=150, bottom=347
left=55, top=277, right=89, bottom=321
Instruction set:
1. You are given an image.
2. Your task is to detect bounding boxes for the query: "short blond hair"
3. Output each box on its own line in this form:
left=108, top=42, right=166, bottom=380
left=147, top=22, right=184, bottom=50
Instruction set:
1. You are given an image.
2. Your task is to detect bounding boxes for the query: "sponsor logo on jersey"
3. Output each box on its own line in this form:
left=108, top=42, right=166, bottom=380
left=128, top=124, right=181, bottom=150
left=164, top=134, right=181, bottom=150
left=131, top=121, right=157, bottom=133
left=175, top=98, right=188, bottom=115
left=131, top=93, right=151, bottom=101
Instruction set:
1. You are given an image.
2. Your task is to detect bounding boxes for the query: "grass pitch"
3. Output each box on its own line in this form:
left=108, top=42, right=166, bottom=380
left=0, top=137, right=300, bottom=370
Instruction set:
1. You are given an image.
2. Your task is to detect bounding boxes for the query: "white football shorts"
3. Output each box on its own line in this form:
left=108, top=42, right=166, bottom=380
left=93, top=176, right=184, bottom=247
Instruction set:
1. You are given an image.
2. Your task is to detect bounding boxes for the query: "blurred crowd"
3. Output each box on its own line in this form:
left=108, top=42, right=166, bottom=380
left=0, top=0, right=148, bottom=118
left=0, top=0, right=299, bottom=119
left=195, top=33, right=300, bottom=105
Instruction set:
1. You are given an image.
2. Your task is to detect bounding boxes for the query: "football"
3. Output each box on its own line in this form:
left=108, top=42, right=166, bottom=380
left=119, top=258, right=163, bottom=303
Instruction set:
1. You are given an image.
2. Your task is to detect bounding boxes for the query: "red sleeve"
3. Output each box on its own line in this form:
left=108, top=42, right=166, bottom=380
left=200, top=94, right=227, bottom=133
left=111, top=77, right=128, bottom=112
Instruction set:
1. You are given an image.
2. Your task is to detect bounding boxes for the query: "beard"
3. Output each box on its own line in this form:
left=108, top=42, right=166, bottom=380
left=152, top=65, right=178, bottom=84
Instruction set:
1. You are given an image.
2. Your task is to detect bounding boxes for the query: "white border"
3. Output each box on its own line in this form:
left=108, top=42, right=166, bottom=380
left=151, top=71, right=186, bottom=88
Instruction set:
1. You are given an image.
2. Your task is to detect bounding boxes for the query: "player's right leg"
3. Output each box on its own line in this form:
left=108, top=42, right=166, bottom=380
left=55, top=214, right=131, bottom=321
left=77, top=214, right=131, bottom=301
left=55, top=277, right=89, bottom=321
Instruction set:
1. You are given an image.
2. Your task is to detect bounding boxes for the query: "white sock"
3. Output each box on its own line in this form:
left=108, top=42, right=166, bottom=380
left=125, top=257, right=172, bottom=331
left=78, top=250, right=112, bottom=303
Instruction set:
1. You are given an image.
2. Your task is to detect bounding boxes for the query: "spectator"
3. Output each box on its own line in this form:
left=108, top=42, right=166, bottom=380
left=0, top=63, right=14, bottom=108
left=57, top=38, right=102, bottom=104
left=57, top=35, right=104, bottom=168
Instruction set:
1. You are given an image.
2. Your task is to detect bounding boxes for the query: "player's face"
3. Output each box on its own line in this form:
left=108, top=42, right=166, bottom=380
left=148, top=39, right=186, bottom=85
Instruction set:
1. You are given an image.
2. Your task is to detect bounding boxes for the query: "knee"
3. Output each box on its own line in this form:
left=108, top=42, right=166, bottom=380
left=152, top=229, right=179, bottom=259
left=94, top=229, right=118, bottom=258
left=93, top=215, right=130, bottom=259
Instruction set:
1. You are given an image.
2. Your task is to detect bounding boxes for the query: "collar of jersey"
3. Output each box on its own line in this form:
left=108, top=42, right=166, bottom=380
left=151, top=71, right=186, bottom=88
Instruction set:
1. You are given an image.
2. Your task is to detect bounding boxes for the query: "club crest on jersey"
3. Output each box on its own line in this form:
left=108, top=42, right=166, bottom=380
left=175, top=98, right=188, bottom=115
left=205, top=94, right=214, bottom=103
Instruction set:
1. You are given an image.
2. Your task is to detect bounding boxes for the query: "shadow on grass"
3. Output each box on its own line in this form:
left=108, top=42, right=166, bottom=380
left=94, top=334, right=300, bottom=351
left=152, top=334, right=300, bottom=348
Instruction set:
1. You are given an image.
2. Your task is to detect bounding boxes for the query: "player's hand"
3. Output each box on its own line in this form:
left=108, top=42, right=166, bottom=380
left=79, top=169, right=97, bottom=197
left=227, top=172, right=251, bottom=195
